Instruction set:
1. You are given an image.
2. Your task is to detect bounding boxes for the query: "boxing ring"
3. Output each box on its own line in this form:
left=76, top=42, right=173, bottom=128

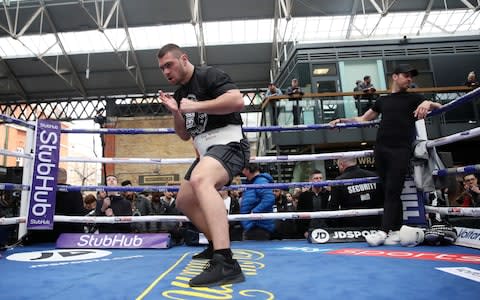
left=1, top=87, right=480, bottom=299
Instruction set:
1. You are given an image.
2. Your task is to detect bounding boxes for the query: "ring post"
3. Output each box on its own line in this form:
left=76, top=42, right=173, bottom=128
left=18, top=122, right=35, bottom=239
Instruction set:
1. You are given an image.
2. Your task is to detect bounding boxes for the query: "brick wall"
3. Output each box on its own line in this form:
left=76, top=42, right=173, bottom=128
left=107, top=116, right=195, bottom=186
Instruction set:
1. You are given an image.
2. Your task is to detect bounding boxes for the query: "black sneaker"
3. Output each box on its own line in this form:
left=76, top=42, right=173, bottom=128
left=189, top=253, right=245, bottom=287
left=192, top=247, right=213, bottom=260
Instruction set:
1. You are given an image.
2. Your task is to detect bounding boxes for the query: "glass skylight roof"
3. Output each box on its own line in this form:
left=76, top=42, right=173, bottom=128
left=0, top=9, right=478, bottom=59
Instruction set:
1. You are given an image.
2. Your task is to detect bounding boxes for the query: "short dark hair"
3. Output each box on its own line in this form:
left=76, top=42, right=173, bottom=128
left=84, top=194, right=96, bottom=204
left=121, top=180, right=132, bottom=186
left=364, top=75, right=371, bottom=80
left=311, top=169, right=322, bottom=176
left=157, top=43, right=184, bottom=59
left=245, top=163, right=261, bottom=173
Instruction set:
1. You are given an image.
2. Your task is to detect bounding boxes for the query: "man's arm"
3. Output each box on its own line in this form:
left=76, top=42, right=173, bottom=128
left=171, top=111, right=190, bottom=140
left=414, top=100, right=442, bottom=119
left=329, top=108, right=379, bottom=126
left=159, top=90, right=190, bottom=140
left=178, top=89, right=244, bottom=114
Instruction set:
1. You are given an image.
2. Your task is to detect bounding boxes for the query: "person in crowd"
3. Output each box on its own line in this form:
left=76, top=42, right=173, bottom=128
left=286, top=78, right=304, bottom=125
left=25, top=168, right=85, bottom=243
left=455, top=174, right=480, bottom=207
left=83, top=193, right=97, bottom=212
left=150, top=192, right=167, bottom=232
left=83, top=193, right=99, bottom=233
left=291, top=189, right=301, bottom=210
left=285, top=192, right=296, bottom=211
left=357, top=75, right=377, bottom=114
left=297, top=170, right=330, bottom=237
left=330, top=64, right=442, bottom=246
left=265, top=82, right=283, bottom=98
left=359, top=75, right=376, bottom=96
left=121, top=180, right=152, bottom=233
left=465, top=71, right=479, bottom=87
left=353, top=80, right=363, bottom=100
left=328, top=157, right=383, bottom=228
left=240, top=163, right=275, bottom=240
left=274, top=190, right=298, bottom=239
left=227, top=177, right=243, bottom=241
left=273, top=188, right=288, bottom=211
left=96, top=175, right=132, bottom=233
left=157, top=43, right=249, bottom=287
left=97, top=190, right=108, bottom=202
left=286, top=78, right=304, bottom=96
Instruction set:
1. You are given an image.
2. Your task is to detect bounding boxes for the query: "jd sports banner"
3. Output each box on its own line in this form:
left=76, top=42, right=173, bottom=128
left=26, top=119, right=61, bottom=230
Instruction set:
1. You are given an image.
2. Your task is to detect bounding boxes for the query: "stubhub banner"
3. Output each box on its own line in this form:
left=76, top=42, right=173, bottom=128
left=27, top=119, right=61, bottom=230
left=56, top=233, right=172, bottom=249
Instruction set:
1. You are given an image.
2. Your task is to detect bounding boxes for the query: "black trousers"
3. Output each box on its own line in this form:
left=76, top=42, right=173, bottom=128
left=374, top=145, right=411, bottom=232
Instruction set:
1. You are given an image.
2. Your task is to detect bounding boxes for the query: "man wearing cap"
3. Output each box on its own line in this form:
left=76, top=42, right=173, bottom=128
left=265, top=82, right=283, bottom=98
left=330, top=64, right=442, bottom=246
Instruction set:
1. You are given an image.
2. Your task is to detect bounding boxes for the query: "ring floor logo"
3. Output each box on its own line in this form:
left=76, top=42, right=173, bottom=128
left=7, top=249, right=112, bottom=263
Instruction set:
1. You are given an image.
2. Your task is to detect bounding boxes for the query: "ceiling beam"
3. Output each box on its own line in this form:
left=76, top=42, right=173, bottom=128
left=346, top=0, right=360, bottom=39
left=190, top=0, right=207, bottom=66
left=417, top=0, right=434, bottom=36
left=368, top=0, right=383, bottom=14
left=270, top=0, right=292, bottom=80
left=118, top=1, right=146, bottom=93
left=79, top=0, right=145, bottom=93
left=40, top=1, right=87, bottom=97
left=460, top=0, right=476, bottom=9
left=0, top=2, right=87, bottom=97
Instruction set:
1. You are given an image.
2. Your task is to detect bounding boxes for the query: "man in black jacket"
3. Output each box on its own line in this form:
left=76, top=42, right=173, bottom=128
left=328, top=157, right=383, bottom=228
left=297, top=170, right=330, bottom=237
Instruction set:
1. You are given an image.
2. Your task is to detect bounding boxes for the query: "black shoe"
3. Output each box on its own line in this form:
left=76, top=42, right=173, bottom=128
left=189, top=253, right=245, bottom=287
left=192, top=247, right=213, bottom=260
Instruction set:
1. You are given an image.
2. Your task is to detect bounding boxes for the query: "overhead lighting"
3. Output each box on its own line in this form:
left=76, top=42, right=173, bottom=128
left=313, top=68, right=329, bottom=75
left=360, top=142, right=367, bottom=146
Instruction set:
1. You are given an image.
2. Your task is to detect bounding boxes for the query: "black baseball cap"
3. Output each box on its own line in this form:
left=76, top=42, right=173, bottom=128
left=393, top=64, right=419, bottom=77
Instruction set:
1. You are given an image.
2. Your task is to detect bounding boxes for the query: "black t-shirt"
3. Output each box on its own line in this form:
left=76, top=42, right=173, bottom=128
left=173, top=66, right=243, bottom=137
left=372, top=92, right=425, bottom=147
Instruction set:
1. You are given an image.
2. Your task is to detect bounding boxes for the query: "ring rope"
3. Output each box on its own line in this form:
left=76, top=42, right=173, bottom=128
left=0, top=183, right=30, bottom=191
left=427, top=86, right=480, bottom=117
left=0, top=114, right=34, bottom=129
left=2, top=206, right=479, bottom=226
left=60, top=150, right=374, bottom=165
left=60, top=120, right=381, bottom=134
left=56, top=177, right=380, bottom=193
left=433, top=164, right=480, bottom=176
left=426, top=127, right=480, bottom=148
left=0, top=209, right=384, bottom=225
left=0, top=149, right=33, bottom=159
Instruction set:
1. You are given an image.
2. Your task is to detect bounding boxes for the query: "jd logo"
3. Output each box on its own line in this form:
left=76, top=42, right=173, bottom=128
left=7, top=249, right=112, bottom=262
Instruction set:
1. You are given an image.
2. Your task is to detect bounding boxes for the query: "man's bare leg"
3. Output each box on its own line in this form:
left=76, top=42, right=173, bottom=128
left=175, top=180, right=211, bottom=240
left=188, top=156, right=230, bottom=250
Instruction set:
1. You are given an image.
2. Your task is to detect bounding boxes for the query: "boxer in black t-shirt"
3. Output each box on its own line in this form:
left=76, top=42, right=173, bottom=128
left=330, top=64, right=442, bottom=246
left=157, top=44, right=249, bottom=287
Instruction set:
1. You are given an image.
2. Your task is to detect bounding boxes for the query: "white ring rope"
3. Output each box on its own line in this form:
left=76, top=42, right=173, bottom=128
left=0, top=209, right=384, bottom=225
left=60, top=150, right=374, bottom=165
left=2, top=206, right=479, bottom=226
left=0, top=149, right=32, bottom=159
left=426, top=127, right=480, bottom=148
